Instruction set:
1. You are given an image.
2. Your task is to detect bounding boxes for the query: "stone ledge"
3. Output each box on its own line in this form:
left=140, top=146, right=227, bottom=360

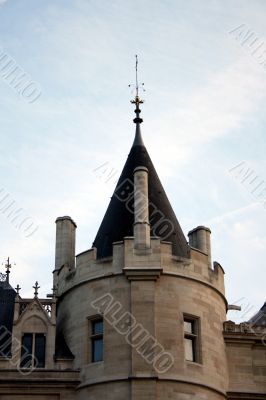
left=77, top=374, right=226, bottom=397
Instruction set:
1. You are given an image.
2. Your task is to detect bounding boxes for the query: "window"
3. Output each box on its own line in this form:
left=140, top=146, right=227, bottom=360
left=20, top=333, right=46, bottom=368
left=34, top=334, right=46, bottom=367
left=91, top=319, right=103, bottom=362
left=183, top=316, right=200, bottom=363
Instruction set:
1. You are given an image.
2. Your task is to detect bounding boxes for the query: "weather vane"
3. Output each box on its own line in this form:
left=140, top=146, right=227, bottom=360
left=2, top=257, right=15, bottom=284
left=129, top=55, right=145, bottom=106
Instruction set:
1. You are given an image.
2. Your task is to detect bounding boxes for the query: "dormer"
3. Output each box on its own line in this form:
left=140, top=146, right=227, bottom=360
left=12, top=293, right=56, bottom=370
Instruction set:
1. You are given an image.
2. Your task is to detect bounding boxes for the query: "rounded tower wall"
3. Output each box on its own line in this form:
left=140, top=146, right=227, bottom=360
left=155, top=274, right=228, bottom=397
left=56, top=271, right=132, bottom=387
left=56, top=239, right=228, bottom=399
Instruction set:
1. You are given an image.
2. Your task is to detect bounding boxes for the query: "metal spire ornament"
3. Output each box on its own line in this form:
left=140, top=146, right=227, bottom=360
left=2, top=257, right=14, bottom=284
left=129, top=55, right=145, bottom=101
left=128, top=55, right=146, bottom=147
left=33, top=281, right=40, bottom=298
left=129, top=55, right=145, bottom=122
left=15, top=284, right=21, bottom=295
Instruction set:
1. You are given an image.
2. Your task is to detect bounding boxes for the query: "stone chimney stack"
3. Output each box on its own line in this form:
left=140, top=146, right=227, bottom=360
left=188, top=226, right=212, bottom=265
left=54, top=216, right=76, bottom=286
left=133, top=166, right=151, bottom=249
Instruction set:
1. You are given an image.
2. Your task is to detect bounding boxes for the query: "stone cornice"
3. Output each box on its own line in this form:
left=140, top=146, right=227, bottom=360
left=77, top=374, right=226, bottom=397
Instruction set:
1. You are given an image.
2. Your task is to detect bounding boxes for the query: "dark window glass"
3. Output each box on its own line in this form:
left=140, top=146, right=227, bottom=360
left=91, top=318, right=103, bottom=362
left=92, top=338, right=103, bottom=362
left=20, top=333, right=33, bottom=368
left=34, top=334, right=46, bottom=368
left=92, top=320, right=103, bottom=335
left=20, top=333, right=46, bottom=368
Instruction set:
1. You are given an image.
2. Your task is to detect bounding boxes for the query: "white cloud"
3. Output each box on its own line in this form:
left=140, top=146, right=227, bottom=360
left=147, top=59, right=266, bottom=175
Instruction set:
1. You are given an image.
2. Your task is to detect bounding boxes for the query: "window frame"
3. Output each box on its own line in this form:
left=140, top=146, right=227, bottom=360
left=183, top=314, right=201, bottom=364
left=90, top=317, right=104, bottom=363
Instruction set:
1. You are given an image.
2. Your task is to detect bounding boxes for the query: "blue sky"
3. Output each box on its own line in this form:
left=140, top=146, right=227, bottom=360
left=0, top=0, right=265, bottom=322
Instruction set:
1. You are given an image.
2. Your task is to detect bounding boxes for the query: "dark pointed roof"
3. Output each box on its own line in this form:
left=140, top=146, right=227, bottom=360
left=93, top=107, right=189, bottom=259
left=0, top=279, right=16, bottom=356
left=248, top=302, right=266, bottom=326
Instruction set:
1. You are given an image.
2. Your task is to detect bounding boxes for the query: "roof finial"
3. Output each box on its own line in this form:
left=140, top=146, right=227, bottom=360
left=129, top=55, right=145, bottom=124
left=33, top=281, right=40, bottom=298
left=15, top=284, right=21, bottom=296
left=3, top=257, right=14, bottom=284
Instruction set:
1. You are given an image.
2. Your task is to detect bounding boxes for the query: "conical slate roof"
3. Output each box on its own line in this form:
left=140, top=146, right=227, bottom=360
left=0, top=279, right=16, bottom=356
left=93, top=124, right=189, bottom=259
left=248, top=302, right=266, bottom=327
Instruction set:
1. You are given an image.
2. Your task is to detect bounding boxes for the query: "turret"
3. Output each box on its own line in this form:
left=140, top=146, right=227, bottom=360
left=55, top=58, right=228, bottom=400
left=188, top=225, right=212, bottom=265
left=54, top=216, right=76, bottom=287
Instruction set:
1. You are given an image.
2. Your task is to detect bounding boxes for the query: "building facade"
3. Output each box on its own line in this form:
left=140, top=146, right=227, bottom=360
left=0, top=95, right=265, bottom=399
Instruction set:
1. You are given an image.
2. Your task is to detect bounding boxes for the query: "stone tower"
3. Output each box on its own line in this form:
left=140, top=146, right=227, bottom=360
left=1, top=61, right=265, bottom=399
left=54, top=92, right=228, bottom=400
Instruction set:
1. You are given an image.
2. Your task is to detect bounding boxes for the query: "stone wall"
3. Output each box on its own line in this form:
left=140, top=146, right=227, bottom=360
left=224, top=321, right=266, bottom=397
left=56, top=237, right=228, bottom=399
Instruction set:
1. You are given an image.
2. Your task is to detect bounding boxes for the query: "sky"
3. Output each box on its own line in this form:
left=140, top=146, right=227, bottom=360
left=0, top=0, right=265, bottom=323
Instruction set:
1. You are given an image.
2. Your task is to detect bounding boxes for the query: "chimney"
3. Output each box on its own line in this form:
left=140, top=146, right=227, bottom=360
left=133, top=166, right=151, bottom=249
left=188, top=226, right=211, bottom=265
left=54, top=216, right=76, bottom=286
